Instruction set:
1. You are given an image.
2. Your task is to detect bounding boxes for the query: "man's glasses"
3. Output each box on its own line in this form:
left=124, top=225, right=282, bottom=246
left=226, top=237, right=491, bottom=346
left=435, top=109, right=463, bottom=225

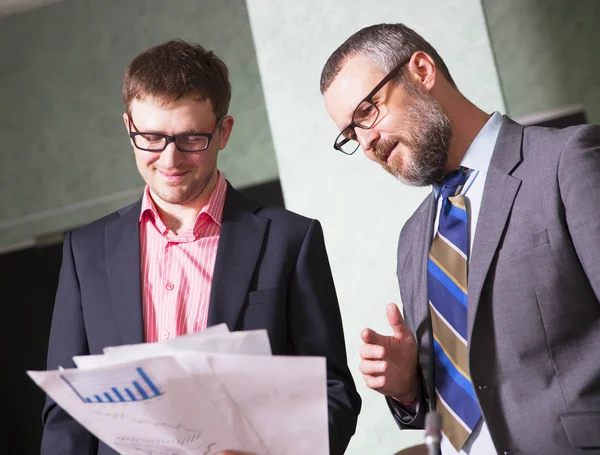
left=334, top=56, right=411, bottom=155
left=128, top=115, right=223, bottom=153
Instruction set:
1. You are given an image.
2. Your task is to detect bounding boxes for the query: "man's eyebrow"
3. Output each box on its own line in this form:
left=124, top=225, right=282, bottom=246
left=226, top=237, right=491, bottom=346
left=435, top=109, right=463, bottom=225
left=137, top=127, right=206, bottom=135
left=135, top=127, right=164, bottom=134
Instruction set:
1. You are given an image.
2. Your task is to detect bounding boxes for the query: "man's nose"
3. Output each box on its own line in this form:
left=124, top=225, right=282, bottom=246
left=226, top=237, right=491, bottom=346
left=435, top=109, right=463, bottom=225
left=354, top=127, right=379, bottom=152
left=158, top=141, right=182, bottom=168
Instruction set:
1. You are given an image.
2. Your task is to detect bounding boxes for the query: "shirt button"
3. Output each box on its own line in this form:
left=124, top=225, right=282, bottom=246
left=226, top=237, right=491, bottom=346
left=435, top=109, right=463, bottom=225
left=162, top=331, right=170, bottom=340
left=165, top=282, right=174, bottom=290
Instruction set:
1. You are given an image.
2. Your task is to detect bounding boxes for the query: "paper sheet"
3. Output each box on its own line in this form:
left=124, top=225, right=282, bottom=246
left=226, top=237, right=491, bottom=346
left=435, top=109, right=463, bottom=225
left=75, top=330, right=271, bottom=370
left=29, top=355, right=267, bottom=454
left=29, top=328, right=328, bottom=455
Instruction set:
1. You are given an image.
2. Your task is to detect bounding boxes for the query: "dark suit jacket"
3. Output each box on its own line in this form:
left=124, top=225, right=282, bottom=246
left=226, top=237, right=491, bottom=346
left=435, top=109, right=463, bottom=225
left=41, top=183, right=361, bottom=455
left=389, top=119, right=600, bottom=454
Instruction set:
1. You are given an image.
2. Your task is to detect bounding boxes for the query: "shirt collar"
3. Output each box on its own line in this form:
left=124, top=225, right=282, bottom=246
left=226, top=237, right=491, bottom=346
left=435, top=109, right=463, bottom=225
left=140, top=171, right=227, bottom=239
left=433, top=111, right=503, bottom=198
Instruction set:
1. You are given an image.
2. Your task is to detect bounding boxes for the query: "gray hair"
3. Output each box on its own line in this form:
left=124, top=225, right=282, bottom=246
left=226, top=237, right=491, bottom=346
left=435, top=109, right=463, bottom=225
left=320, top=23, right=456, bottom=93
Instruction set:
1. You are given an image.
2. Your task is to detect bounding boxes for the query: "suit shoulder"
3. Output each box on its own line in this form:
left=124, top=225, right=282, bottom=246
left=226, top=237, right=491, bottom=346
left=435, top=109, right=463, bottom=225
left=255, top=204, right=314, bottom=230
left=400, top=195, right=432, bottom=241
left=69, top=199, right=140, bottom=243
left=523, top=123, right=598, bottom=151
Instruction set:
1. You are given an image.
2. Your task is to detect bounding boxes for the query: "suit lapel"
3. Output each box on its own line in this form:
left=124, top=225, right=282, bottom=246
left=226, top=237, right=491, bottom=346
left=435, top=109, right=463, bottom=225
left=413, top=194, right=437, bottom=327
left=105, top=199, right=145, bottom=346
left=207, top=184, right=267, bottom=330
left=467, top=117, right=524, bottom=343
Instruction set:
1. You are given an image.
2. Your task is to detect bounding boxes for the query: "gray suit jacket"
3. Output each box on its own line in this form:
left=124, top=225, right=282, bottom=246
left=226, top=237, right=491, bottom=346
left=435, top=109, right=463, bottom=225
left=391, top=117, right=600, bottom=454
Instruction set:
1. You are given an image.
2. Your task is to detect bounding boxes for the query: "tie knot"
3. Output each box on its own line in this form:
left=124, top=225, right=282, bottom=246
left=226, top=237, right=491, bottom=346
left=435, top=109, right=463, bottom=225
left=439, top=167, right=469, bottom=200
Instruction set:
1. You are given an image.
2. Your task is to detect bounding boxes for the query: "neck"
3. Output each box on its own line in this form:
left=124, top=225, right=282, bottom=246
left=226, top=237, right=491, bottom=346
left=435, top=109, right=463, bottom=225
left=442, top=90, right=491, bottom=172
left=151, top=171, right=219, bottom=234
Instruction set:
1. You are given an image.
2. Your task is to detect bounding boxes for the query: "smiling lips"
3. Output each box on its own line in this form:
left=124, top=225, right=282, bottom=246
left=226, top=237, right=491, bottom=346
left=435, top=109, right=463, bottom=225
left=158, top=169, right=188, bottom=181
left=374, top=141, right=399, bottom=164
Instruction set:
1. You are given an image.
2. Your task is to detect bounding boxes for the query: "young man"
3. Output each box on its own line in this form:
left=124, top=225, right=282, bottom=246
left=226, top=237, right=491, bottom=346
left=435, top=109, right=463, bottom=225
left=42, top=39, right=361, bottom=455
left=322, top=23, right=600, bottom=455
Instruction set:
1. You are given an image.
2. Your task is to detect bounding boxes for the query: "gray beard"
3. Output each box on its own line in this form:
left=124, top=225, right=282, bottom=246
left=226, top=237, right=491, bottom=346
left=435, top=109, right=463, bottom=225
left=375, top=82, right=452, bottom=187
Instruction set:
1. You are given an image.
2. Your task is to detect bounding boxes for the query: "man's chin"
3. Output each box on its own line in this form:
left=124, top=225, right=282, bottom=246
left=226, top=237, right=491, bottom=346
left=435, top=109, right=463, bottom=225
left=151, top=188, right=192, bottom=205
left=391, top=168, right=440, bottom=187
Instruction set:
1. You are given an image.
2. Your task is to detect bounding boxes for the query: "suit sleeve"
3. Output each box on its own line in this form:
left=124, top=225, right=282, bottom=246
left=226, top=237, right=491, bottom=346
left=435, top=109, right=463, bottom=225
left=558, top=125, right=600, bottom=301
left=41, top=231, right=98, bottom=454
left=386, top=366, right=428, bottom=429
left=388, top=221, right=430, bottom=430
left=288, top=219, right=361, bottom=455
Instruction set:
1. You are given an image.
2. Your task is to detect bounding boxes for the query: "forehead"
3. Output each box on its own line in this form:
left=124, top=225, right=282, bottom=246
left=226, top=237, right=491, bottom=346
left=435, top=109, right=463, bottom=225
left=129, top=96, right=215, bottom=131
left=323, top=55, right=386, bottom=127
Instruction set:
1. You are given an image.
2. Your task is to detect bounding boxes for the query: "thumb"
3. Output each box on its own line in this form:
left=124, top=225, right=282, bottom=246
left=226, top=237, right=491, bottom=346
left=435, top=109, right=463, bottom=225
left=386, top=303, right=406, bottom=338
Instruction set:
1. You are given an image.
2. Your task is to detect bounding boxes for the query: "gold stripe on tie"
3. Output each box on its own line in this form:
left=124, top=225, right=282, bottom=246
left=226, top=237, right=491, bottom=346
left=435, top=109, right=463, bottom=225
left=430, top=191, right=475, bottom=451
left=429, top=305, right=470, bottom=379
left=449, top=194, right=466, bottom=211
left=436, top=392, right=471, bottom=451
left=429, top=238, right=467, bottom=293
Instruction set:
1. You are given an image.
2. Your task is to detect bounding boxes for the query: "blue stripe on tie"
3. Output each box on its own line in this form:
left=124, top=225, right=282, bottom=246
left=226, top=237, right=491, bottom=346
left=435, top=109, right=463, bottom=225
left=434, top=339, right=477, bottom=400
left=428, top=275, right=468, bottom=340
left=448, top=204, right=467, bottom=223
left=434, top=341, right=481, bottom=429
left=428, top=273, right=468, bottom=337
left=427, top=259, right=467, bottom=308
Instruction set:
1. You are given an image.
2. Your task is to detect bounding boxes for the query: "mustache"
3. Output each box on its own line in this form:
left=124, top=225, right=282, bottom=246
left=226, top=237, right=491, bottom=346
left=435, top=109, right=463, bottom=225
left=372, top=137, right=409, bottom=163
left=372, top=139, right=398, bottom=162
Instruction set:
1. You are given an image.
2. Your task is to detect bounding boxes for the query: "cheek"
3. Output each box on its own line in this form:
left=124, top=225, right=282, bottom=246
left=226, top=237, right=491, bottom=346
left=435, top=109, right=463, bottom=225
left=190, top=149, right=218, bottom=167
left=134, top=150, right=158, bottom=169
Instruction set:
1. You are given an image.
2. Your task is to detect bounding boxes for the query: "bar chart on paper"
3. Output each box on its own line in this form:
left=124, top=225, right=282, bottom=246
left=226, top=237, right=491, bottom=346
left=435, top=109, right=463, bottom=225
left=61, top=365, right=164, bottom=404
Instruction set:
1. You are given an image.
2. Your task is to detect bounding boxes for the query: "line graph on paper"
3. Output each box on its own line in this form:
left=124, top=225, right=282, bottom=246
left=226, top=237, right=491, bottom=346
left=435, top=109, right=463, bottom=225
left=94, top=411, right=219, bottom=455
left=60, top=364, right=164, bottom=404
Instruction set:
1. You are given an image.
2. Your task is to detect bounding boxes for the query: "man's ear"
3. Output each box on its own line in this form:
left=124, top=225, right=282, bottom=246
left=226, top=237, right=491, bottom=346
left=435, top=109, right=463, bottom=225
left=218, top=115, right=235, bottom=150
left=123, top=113, right=130, bottom=132
left=406, top=51, right=437, bottom=93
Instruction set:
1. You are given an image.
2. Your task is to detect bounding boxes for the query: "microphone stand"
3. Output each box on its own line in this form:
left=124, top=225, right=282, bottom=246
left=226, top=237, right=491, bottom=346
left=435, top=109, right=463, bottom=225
left=424, top=411, right=442, bottom=455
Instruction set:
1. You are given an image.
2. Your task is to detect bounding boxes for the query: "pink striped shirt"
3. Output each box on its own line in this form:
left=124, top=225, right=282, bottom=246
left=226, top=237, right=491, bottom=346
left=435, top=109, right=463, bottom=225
left=139, top=172, right=227, bottom=343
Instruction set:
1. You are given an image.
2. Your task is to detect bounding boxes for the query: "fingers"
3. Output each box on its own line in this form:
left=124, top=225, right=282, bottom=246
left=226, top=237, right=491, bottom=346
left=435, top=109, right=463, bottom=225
left=363, top=374, right=386, bottom=390
left=361, top=327, right=386, bottom=345
left=359, top=342, right=386, bottom=360
left=359, top=359, right=387, bottom=375
left=386, top=303, right=406, bottom=338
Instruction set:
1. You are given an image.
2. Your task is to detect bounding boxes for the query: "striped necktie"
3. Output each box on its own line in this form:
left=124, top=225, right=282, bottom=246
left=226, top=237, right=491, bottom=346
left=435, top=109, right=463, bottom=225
left=427, top=167, right=481, bottom=451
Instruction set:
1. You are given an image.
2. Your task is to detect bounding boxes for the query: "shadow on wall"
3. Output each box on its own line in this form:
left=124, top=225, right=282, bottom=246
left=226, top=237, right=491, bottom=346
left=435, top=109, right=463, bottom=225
left=1, top=244, right=62, bottom=454
left=482, top=0, right=600, bottom=124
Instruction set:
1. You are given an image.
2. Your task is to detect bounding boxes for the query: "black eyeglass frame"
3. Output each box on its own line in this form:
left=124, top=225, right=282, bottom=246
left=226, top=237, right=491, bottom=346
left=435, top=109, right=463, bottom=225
left=128, top=114, right=224, bottom=153
left=333, top=56, right=412, bottom=155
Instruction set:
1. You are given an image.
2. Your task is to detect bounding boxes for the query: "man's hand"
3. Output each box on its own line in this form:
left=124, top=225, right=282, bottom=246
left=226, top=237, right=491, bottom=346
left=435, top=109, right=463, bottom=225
left=359, top=303, right=419, bottom=402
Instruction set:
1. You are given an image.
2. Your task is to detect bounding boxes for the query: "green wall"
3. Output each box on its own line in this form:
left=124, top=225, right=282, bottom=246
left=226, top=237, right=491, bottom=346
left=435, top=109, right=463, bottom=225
left=245, top=0, right=505, bottom=453
left=0, top=0, right=278, bottom=250
left=483, top=0, right=600, bottom=122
